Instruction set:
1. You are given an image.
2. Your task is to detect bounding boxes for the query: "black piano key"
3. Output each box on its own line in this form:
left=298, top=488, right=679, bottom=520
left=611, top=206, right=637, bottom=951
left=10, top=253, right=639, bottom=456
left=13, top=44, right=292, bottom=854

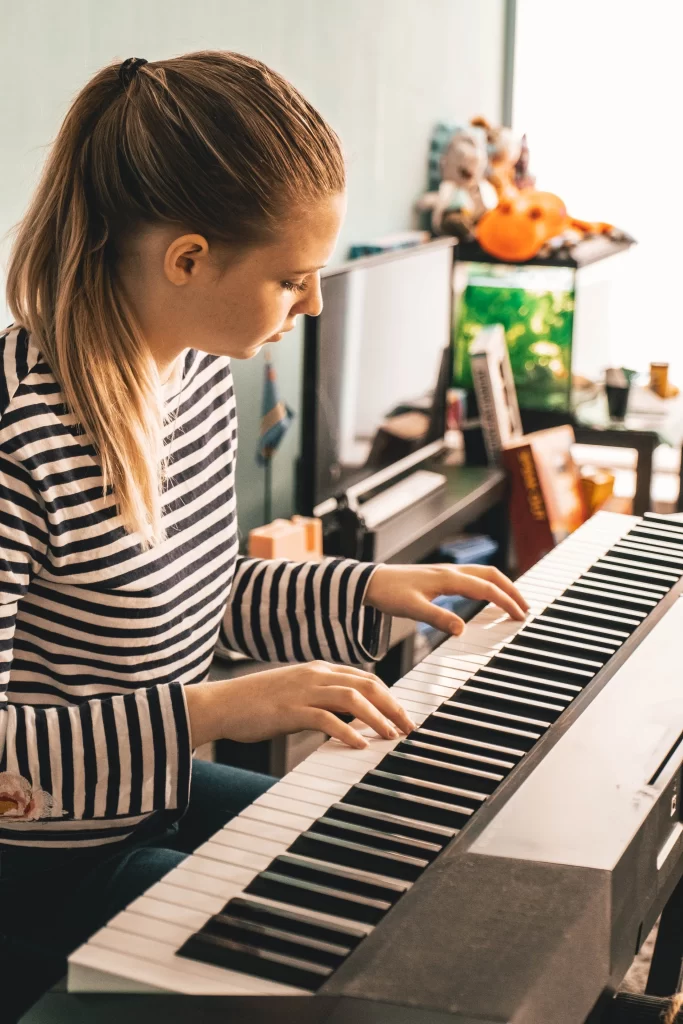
left=392, top=741, right=506, bottom=782
left=341, top=780, right=470, bottom=829
left=541, top=603, right=637, bottom=633
left=486, top=650, right=595, bottom=680
left=642, top=512, right=683, bottom=532
left=595, top=555, right=679, bottom=584
left=533, top=613, right=628, bottom=641
left=440, top=698, right=552, bottom=732
left=468, top=675, right=575, bottom=706
left=325, top=801, right=455, bottom=845
left=378, top=750, right=500, bottom=795
left=548, top=598, right=642, bottom=628
left=453, top=687, right=564, bottom=725
left=579, top=571, right=663, bottom=599
left=614, top=537, right=683, bottom=561
left=245, top=870, right=389, bottom=925
left=632, top=525, right=683, bottom=547
left=559, top=588, right=649, bottom=617
left=615, top=539, right=683, bottom=567
left=424, top=710, right=538, bottom=752
left=472, top=663, right=582, bottom=695
left=583, top=566, right=668, bottom=595
left=311, top=813, right=443, bottom=860
left=273, top=853, right=410, bottom=899
left=565, top=583, right=657, bottom=611
left=402, top=733, right=517, bottom=770
left=203, top=912, right=349, bottom=966
left=179, top=929, right=331, bottom=991
left=365, top=769, right=483, bottom=811
left=512, top=628, right=613, bottom=659
left=288, top=830, right=426, bottom=882
left=502, top=639, right=603, bottom=669
left=225, top=896, right=366, bottom=948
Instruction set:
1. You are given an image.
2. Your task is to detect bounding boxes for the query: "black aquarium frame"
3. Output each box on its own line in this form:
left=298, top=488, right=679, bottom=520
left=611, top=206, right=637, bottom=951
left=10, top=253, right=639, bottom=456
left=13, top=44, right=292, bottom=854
left=297, top=238, right=457, bottom=517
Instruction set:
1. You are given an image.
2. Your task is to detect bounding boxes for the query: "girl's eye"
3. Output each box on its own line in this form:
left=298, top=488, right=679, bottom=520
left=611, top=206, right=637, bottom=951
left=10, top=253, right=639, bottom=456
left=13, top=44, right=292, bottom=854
left=281, top=280, right=308, bottom=294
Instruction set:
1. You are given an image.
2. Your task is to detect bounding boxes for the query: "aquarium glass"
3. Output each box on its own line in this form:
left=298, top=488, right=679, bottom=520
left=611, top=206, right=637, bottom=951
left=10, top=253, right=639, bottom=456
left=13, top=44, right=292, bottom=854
left=453, top=262, right=575, bottom=412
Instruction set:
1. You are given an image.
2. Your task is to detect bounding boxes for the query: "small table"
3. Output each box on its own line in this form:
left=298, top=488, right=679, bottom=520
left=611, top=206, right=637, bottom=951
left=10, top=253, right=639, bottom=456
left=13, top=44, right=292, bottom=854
left=572, top=387, right=683, bottom=516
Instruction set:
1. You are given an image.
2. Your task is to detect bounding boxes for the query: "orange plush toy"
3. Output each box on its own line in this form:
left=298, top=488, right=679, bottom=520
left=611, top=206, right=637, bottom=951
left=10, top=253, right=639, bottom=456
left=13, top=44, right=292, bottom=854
left=476, top=189, right=627, bottom=263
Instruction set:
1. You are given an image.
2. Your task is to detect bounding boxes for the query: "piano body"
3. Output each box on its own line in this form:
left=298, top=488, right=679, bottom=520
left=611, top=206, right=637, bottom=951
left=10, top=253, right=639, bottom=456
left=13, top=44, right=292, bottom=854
left=68, top=511, right=683, bottom=1024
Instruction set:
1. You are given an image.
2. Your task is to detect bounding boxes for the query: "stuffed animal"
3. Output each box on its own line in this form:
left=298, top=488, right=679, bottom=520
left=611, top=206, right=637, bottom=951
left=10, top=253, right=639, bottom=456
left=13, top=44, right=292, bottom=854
left=476, top=189, right=631, bottom=263
left=417, top=125, right=497, bottom=239
left=514, top=134, right=536, bottom=190
left=470, top=116, right=523, bottom=199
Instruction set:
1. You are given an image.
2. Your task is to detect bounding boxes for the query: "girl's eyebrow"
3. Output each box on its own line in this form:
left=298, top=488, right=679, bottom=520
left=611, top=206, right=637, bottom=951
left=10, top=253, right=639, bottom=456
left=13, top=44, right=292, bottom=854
left=287, top=264, right=325, bottom=275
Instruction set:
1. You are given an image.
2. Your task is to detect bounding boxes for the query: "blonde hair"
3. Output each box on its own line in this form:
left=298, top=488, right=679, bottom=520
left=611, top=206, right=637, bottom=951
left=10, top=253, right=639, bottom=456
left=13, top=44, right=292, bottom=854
left=6, top=51, right=345, bottom=544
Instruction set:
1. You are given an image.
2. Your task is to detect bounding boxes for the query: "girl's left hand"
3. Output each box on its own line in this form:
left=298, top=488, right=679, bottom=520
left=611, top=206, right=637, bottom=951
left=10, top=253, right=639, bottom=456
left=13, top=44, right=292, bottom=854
left=364, top=563, right=529, bottom=637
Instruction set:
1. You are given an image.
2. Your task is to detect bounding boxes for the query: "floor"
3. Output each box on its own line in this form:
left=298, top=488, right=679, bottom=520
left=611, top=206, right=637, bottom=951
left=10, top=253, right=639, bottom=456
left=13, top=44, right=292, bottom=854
left=621, top=923, right=659, bottom=994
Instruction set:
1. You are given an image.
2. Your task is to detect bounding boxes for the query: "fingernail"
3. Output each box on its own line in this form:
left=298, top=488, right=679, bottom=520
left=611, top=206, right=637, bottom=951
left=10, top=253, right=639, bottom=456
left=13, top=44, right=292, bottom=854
left=407, top=719, right=417, bottom=731
left=387, top=726, right=399, bottom=739
left=356, top=736, right=369, bottom=749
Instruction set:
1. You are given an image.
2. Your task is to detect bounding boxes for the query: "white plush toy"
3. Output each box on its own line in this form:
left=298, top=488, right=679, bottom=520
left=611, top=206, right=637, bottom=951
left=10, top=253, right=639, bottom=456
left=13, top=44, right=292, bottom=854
left=418, top=126, right=497, bottom=238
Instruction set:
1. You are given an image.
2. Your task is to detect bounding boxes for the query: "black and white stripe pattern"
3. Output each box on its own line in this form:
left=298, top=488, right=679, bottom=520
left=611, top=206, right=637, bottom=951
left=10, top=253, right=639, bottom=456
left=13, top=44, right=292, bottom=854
left=0, top=326, right=385, bottom=849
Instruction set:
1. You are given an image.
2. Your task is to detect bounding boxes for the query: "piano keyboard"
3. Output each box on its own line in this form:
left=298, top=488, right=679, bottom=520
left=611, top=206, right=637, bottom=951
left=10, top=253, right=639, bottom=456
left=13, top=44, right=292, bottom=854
left=69, top=511, right=683, bottom=998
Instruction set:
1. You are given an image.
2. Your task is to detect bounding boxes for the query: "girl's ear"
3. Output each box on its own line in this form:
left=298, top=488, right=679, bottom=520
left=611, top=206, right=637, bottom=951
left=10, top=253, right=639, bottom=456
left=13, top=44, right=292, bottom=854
left=163, top=234, right=209, bottom=285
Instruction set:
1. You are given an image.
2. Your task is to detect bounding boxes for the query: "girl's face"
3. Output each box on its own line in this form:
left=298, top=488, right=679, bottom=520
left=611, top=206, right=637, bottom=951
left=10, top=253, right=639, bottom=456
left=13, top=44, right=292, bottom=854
left=120, top=194, right=346, bottom=376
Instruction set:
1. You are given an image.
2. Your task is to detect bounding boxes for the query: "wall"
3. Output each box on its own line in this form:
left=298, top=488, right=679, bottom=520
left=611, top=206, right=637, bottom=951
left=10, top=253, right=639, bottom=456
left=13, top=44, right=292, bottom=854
left=0, top=0, right=505, bottom=535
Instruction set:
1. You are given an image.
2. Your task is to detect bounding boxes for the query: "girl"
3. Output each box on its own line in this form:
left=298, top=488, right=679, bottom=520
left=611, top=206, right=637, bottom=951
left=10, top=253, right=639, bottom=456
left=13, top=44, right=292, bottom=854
left=0, top=51, right=527, bottom=1011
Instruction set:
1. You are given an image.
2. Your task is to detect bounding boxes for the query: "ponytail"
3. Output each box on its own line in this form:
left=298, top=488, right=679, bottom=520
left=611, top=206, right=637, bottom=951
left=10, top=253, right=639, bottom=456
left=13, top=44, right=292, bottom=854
left=6, top=52, right=345, bottom=543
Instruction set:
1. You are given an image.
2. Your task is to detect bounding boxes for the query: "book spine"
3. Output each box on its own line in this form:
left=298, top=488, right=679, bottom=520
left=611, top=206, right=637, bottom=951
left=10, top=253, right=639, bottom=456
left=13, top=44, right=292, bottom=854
left=471, top=351, right=502, bottom=465
left=502, top=443, right=555, bottom=574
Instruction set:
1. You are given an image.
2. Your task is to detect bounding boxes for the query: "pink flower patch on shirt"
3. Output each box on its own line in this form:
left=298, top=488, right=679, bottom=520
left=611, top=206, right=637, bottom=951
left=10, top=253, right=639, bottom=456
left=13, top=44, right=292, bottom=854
left=0, top=771, right=54, bottom=820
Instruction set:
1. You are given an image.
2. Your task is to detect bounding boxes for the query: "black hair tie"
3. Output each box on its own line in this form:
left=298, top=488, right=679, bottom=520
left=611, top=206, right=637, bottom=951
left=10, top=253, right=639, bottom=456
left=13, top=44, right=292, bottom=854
left=118, top=57, right=148, bottom=88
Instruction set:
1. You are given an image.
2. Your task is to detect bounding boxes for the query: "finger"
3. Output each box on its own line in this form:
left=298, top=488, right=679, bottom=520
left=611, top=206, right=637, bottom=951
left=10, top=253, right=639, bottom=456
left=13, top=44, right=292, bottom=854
left=303, top=708, right=369, bottom=749
left=351, top=676, right=416, bottom=734
left=437, top=569, right=526, bottom=621
left=410, top=596, right=466, bottom=637
left=325, top=665, right=391, bottom=689
left=457, top=565, right=530, bottom=613
left=315, top=686, right=401, bottom=740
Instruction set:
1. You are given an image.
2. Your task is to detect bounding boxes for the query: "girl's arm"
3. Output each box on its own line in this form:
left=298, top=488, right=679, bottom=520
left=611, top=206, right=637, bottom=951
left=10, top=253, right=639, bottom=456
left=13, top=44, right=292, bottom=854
left=0, top=454, right=192, bottom=825
left=219, top=556, right=389, bottom=665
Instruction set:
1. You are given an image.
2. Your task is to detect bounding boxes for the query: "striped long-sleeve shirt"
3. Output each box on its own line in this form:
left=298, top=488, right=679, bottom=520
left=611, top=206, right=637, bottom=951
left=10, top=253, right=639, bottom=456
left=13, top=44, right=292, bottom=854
left=0, top=326, right=386, bottom=849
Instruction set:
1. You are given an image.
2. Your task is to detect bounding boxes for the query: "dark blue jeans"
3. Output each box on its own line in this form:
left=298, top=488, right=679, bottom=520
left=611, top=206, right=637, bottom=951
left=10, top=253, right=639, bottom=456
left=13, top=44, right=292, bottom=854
left=0, top=760, right=275, bottom=1019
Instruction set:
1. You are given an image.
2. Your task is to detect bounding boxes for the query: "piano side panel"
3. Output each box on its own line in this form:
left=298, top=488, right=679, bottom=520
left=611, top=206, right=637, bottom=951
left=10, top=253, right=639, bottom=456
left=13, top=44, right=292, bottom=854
left=323, top=852, right=610, bottom=1024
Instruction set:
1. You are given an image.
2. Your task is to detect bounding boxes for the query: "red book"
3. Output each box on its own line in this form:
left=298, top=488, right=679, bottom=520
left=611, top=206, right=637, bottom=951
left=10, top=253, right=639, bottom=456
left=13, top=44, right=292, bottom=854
left=502, top=426, right=588, bottom=574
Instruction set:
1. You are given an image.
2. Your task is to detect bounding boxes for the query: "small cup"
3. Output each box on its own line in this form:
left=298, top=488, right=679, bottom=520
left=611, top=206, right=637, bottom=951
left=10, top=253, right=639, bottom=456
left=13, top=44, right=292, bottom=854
left=605, top=367, right=630, bottom=420
left=650, top=362, right=669, bottom=398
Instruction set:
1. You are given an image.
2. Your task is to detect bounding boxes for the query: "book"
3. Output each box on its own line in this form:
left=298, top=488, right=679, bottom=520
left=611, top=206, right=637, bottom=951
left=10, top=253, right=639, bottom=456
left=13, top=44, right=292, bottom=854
left=469, top=324, right=523, bottom=465
left=502, top=425, right=588, bottom=573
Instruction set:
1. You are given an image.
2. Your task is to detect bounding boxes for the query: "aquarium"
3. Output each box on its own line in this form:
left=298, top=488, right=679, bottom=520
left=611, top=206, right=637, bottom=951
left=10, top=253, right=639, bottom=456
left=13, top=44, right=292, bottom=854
left=453, top=262, right=575, bottom=412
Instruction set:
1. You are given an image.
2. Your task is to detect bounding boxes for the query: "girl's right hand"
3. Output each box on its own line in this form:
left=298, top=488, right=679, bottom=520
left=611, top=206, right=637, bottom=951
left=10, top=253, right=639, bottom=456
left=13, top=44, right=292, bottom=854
left=184, top=661, right=416, bottom=750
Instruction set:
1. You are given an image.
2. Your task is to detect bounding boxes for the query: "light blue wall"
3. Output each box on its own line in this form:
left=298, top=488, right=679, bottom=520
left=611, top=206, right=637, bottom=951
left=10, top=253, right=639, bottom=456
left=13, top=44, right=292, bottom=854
left=0, top=0, right=505, bottom=535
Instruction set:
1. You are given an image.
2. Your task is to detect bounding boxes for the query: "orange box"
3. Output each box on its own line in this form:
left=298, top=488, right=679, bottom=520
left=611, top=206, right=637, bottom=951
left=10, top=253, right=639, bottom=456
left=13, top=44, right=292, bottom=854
left=291, top=515, right=323, bottom=556
left=248, top=519, right=308, bottom=560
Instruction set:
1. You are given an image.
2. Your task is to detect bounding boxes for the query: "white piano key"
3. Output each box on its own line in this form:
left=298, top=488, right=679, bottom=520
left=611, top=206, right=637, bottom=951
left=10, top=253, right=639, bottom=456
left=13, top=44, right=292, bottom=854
left=255, top=788, right=335, bottom=818
left=285, top=772, right=355, bottom=798
left=240, top=802, right=320, bottom=834
left=163, top=865, right=245, bottom=900
left=139, top=881, right=225, bottom=916
left=194, top=840, right=273, bottom=872
left=124, top=894, right=210, bottom=931
left=389, top=686, right=443, bottom=710
left=291, top=760, right=361, bottom=785
left=184, top=854, right=260, bottom=886
left=399, top=675, right=455, bottom=699
left=216, top=824, right=294, bottom=854
left=223, top=815, right=302, bottom=846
